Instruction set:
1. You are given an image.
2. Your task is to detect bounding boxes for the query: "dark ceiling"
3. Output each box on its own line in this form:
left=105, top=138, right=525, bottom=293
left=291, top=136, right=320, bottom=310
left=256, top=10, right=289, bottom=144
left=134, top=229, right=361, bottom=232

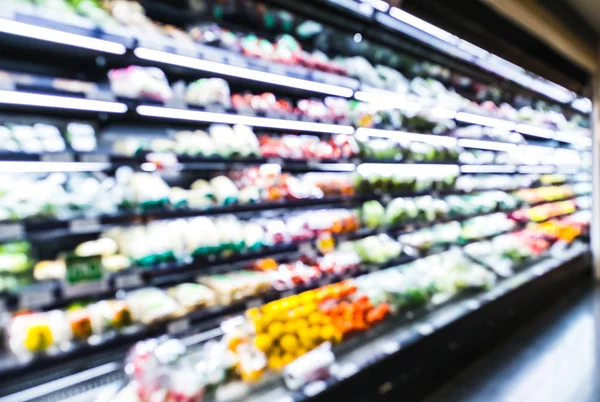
left=402, top=0, right=594, bottom=95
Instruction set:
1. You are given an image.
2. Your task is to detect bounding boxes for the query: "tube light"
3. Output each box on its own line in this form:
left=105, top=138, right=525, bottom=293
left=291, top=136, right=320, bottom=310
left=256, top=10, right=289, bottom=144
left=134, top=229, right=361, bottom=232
left=309, top=163, right=356, bottom=172
left=134, top=48, right=354, bottom=98
left=517, top=165, right=555, bottom=174
left=0, top=90, right=127, bottom=113
left=354, top=90, right=422, bottom=113
left=137, top=105, right=355, bottom=134
left=571, top=98, right=592, bottom=114
left=357, top=163, right=459, bottom=176
left=514, top=124, right=554, bottom=139
left=457, top=139, right=518, bottom=152
left=460, top=165, right=517, bottom=174
left=0, top=162, right=111, bottom=172
left=553, top=132, right=592, bottom=147
left=389, top=7, right=457, bottom=44
left=455, top=112, right=516, bottom=130
left=0, top=18, right=127, bottom=55
left=429, top=107, right=457, bottom=120
left=360, top=0, right=390, bottom=12
left=355, top=127, right=457, bottom=146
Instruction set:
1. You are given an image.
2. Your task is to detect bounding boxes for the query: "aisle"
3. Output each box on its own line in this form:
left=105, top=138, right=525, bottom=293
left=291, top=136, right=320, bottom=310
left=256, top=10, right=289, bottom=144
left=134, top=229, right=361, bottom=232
left=423, top=282, right=600, bottom=402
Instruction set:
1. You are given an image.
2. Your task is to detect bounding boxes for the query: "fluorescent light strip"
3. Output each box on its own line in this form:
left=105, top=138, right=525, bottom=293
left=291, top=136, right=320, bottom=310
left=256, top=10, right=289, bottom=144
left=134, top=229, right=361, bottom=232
left=514, top=124, right=554, bottom=139
left=571, top=97, right=592, bottom=114
left=518, top=165, right=556, bottom=174
left=361, top=0, right=389, bottom=12
left=356, top=127, right=457, bottom=146
left=460, top=165, right=517, bottom=173
left=354, top=90, right=422, bottom=112
left=429, top=107, right=457, bottom=120
left=455, top=112, right=516, bottom=130
left=134, top=48, right=354, bottom=98
left=0, top=18, right=126, bottom=54
left=389, top=7, right=457, bottom=43
left=554, top=132, right=592, bottom=147
left=0, top=162, right=110, bottom=172
left=313, top=163, right=356, bottom=172
left=457, top=138, right=518, bottom=152
left=137, top=105, right=355, bottom=134
left=358, top=162, right=459, bottom=176
left=0, top=90, right=127, bottom=113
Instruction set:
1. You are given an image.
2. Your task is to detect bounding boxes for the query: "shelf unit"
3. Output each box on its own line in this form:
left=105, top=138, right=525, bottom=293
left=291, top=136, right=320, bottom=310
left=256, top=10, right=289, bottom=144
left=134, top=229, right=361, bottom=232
left=0, top=0, right=592, bottom=401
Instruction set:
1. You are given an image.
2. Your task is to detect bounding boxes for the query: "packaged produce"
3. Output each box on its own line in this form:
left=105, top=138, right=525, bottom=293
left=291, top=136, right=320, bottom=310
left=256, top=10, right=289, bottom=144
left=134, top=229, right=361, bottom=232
left=186, top=78, right=231, bottom=108
left=8, top=311, right=71, bottom=355
left=109, top=66, right=173, bottom=102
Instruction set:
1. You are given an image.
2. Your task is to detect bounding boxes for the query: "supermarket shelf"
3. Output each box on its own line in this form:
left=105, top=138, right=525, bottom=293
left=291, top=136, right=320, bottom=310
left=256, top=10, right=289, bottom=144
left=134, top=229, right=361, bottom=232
left=0, top=208, right=511, bottom=312
left=5, top=240, right=588, bottom=402
left=0, top=186, right=574, bottom=242
left=241, top=242, right=590, bottom=402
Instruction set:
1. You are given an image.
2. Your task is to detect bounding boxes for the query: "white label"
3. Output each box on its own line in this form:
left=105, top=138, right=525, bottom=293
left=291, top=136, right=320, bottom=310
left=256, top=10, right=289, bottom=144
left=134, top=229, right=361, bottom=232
left=168, top=317, right=191, bottom=335
left=63, top=280, right=108, bottom=298
left=0, top=223, right=24, bottom=241
left=303, top=381, right=327, bottom=397
left=115, top=273, right=143, bottom=289
left=381, top=341, right=400, bottom=355
left=416, top=323, right=434, bottom=336
left=69, top=218, right=101, bottom=233
left=20, top=288, right=54, bottom=309
left=239, top=109, right=256, bottom=117
left=41, top=152, right=74, bottom=162
left=466, top=300, right=480, bottom=310
left=79, top=153, right=110, bottom=163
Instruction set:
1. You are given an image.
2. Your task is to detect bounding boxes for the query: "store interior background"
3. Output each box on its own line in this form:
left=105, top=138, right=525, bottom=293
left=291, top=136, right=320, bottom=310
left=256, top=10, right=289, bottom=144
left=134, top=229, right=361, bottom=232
left=0, top=0, right=599, bottom=401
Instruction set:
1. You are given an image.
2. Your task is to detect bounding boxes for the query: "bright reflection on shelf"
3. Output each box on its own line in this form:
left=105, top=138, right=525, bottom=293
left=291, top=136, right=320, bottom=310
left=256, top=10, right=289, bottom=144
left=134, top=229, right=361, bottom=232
left=0, top=162, right=110, bottom=172
left=429, top=107, right=457, bottom=120
left=0, top=18, right=127, bottom=54
left=134, top=48, right=355, bottom=98
left=554, top=132, right=592, bottom=147
left=357, top=162, right=459, bottom=175
left=457, top=139, right=518, bottom=152
left=355, top=127, right=457, bottom=146
left=389, top=7, right=457, bottom=43
left=518, top=165, right=556, bottom=174
left=312, top=163, right=356, bottom=172
left=460, top=165, right=517, bottom=174
left=0, top=90, right=128, bottom=113
left=354, top=91, right=422, bottom=113
left=571, top=97, right=592, bottom=114
left=136, top=105, right=355, bottom=134
left=514, top=124, right=554, bottom=139
left=455, top=112, right=516, bottom=130
left=360, top=0, right=390, bottom=12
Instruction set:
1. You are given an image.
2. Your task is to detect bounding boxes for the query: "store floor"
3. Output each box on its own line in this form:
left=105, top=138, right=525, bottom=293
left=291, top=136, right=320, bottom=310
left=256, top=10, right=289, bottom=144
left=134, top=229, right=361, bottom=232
left=423, top=281, right=600, bottom=402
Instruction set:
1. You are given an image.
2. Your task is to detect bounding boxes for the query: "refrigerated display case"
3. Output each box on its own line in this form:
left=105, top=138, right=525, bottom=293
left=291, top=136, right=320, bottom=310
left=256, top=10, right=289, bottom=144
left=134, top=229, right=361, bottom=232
left=0, top=1, right=592, bottom=401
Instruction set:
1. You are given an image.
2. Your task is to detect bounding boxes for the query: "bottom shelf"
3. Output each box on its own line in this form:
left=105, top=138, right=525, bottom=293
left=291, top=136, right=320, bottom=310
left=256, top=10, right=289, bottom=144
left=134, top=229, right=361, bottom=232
left=0, top=242, right=589, bottom=402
